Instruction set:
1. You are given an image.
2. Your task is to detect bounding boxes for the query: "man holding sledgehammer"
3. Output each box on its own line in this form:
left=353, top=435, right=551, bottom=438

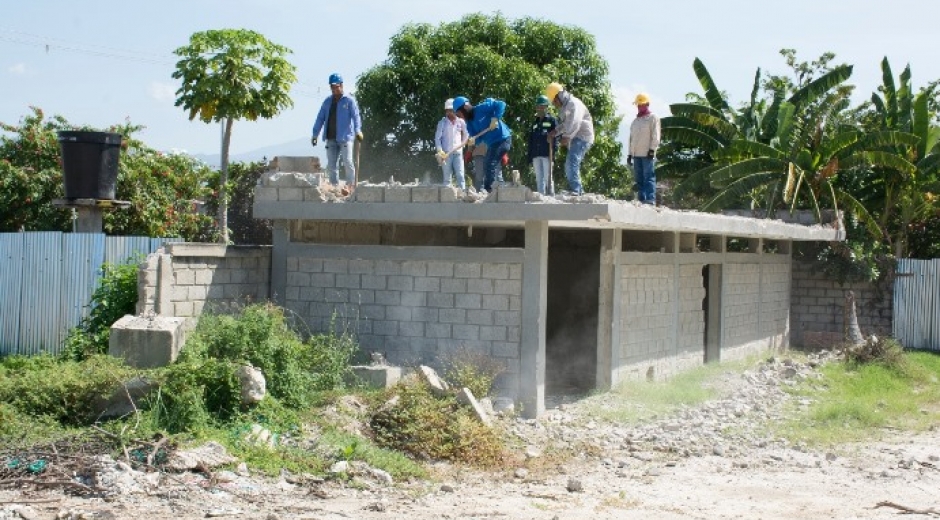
left=453, top=96, right=511, bottom=193
left=311, top=73, right=363, bottom=190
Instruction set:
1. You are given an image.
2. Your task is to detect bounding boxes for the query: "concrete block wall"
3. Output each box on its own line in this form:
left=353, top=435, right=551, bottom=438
left=137, top=243, right=272, bottom=317
left=281, top=247, right=524, bottom=394
left=790, top=258, right=891, bottom=348
left=760, top=262, right=791, bottom=349
left=618, top=262, right=681, bottom=380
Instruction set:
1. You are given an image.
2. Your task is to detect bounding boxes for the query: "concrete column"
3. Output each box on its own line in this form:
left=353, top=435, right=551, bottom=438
left=520, top=220, right=548, bottom=418
left=596, top=228, right=622, bottom=391
left=271, top=219, right=289, bottom=305
left=156, top=253, right=172, bottom=316
left=74, top=207, right=103, bottom=233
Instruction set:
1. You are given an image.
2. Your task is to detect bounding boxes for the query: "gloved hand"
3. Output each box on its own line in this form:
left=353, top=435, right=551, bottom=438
left=311, top=136, right=318, bottom=147
left=468, top=136, right=476, bottom=147
left=648, top=149, right=655, bottom=159
left=489, top=117, right=499, bottom=130
left=436, top=149, right=448, bottom=160
left=356, top=132, right=364, bottom=142
left=627, top=155, right=633, bottom=166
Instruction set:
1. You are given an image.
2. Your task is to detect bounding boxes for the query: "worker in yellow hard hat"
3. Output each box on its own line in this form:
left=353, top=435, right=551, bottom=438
left=628, top=92, right=661, bottom=205
left=545, top=82, right=594, bottom=195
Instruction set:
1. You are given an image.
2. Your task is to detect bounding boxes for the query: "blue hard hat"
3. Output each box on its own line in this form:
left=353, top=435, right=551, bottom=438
left=328, top=73, right=343, bottom=85
left=453, top=96, right=469, bottom=112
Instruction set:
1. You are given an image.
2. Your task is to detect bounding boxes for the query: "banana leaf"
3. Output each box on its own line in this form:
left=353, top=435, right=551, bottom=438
left=709, top=157, right=786, bottom=187
left=787, top=64, right=853, bottom=108
left=702, top=171, right=778, bottom=211
left=693, top=58, right=731, bottom=113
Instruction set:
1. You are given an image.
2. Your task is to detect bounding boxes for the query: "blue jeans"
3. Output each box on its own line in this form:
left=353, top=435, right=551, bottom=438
left=484, top=138, right=511, bottom=192
left=633, top=156, right=656, bottom=204
left=441, top=152, right=466, bottom=189
left=565, top=138, right=591, bottom=195
left=326, top=139, right=356, bottom=186
left=532, top=156, right=552, bottom=194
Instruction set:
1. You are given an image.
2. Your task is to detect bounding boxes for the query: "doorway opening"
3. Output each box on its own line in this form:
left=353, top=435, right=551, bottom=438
left=545, top=229, right=600, bottom=396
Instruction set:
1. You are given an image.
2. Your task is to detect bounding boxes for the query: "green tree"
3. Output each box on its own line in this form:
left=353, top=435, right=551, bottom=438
left=172, top=29, right=296, bottom=242
left=0, top=106, right=217, bottom=239
left=356, top=13, right=628, bottom=195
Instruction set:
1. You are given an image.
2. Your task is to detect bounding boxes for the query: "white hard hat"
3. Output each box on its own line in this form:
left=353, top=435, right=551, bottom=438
left=445, top=98, right=454, bottom=110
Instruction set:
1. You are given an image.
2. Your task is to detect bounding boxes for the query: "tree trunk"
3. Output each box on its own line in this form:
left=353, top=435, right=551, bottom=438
left=218, top=117, right=234, bottom=243
left=844, top=291, right=865, bottom=345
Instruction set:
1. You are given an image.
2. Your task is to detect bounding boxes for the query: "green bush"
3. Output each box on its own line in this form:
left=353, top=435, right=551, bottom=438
left=0, top=354, right=137, bottom=425
left=843, top=336, right=908, bottom=372
left=61, top=258, right=141, bottom=361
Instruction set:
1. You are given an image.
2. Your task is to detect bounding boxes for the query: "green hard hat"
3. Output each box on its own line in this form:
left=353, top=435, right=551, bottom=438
left=535, top=94, right=550, bottom=106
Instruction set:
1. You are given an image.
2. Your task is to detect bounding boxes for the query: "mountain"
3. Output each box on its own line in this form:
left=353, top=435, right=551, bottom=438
left=191, top=137, right=323, bottom=168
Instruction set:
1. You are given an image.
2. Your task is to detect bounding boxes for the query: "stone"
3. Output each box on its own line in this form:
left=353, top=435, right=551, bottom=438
left=514, top=468, right=529, bottom=479
left=237, top=365, right=266, bottom=405
left=566, top=478, right=583, bottom=492
left=417, top=365, right=449, bottom=396
left=456, top=387, right=492, bottom=426
left=108, top=315, right=190, bottom=368
left=93, top=377, right=158, bottom=419
left=166, top=441, right=236, bottom=471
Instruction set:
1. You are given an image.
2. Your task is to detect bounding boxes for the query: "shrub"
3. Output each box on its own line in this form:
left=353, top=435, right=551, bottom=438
left=61, top=258, right=141, bottom=361
left=369, top=380, right=505, bottom=467
left=0, top=354, right=137, bottom=425
left=843, top=336, right=907, bottom=372
left=441, top=347, right=506, bottom=398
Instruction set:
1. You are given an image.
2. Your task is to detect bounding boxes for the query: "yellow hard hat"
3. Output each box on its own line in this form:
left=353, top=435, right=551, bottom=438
left=634, top=93, right=651, bottom=105
left=545, top=82, right=564, bottom=102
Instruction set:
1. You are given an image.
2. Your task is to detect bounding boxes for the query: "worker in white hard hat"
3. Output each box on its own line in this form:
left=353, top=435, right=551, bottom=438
left=545, top=82, right=594, bottom=195
left=627, top=93, right=661, bottom=205
left=434, top=98, right=469, bottom=189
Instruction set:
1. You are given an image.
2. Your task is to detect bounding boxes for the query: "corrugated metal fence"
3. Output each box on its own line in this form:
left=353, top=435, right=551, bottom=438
left=893, top=258, right=940, bottom=351
left=0, top=232, right=179, bottom=356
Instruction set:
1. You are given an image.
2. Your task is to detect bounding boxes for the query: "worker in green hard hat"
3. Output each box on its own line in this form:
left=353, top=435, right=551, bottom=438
left=526, top=94, right=558, bottom=195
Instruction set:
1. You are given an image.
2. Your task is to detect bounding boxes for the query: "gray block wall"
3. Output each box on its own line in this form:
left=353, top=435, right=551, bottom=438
left=282, top=245, right=524, bottom=395
left=137, top=244, right=271, bottom=317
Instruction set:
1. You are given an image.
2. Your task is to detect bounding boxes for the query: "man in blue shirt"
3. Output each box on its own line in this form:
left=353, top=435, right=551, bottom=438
left=453, top=96, right=511, bottom=193
left=311, top=73, right=363, bottom=188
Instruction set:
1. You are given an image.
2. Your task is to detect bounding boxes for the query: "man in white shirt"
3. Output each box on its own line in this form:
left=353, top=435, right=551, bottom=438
left=434, top=98, right=469, bottom=189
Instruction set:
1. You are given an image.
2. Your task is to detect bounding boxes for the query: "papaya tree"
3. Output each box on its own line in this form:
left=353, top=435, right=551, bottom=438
left=173, top=29, right=296, bottom=243
left=356, top=13, right=628, bottom=195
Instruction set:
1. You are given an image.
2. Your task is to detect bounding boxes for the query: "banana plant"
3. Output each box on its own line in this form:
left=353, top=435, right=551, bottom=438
left=853, top=58, right=940, bottom=257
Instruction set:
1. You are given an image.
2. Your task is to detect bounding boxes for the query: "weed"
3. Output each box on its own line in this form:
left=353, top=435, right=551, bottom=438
left=441, top=347, right=506, bottom=398
left=370, top=380, right=506, bottom=468
left=842, top=336, right=907, bottom=371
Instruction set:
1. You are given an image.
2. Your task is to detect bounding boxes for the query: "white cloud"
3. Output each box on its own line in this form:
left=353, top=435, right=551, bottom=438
left=7, top=63, right=28, bottom=75
left=148, top=82, right=177, bottom=103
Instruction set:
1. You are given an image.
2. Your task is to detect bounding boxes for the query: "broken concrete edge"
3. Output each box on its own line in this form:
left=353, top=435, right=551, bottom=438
left=108, top=314, right=197, bottom=369
left=165, top=242, right=272, bottom=258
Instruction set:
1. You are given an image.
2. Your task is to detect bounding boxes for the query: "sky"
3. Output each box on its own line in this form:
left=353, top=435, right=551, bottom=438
left=3, top=0, right=939, bottom=163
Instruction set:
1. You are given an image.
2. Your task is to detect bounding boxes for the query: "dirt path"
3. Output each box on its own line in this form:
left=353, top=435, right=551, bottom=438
left=3, top=356, right=939, bottom=520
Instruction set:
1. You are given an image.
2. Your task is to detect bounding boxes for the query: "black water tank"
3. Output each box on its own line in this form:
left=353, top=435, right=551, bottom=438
left=57, top=131, right=122, bottom=200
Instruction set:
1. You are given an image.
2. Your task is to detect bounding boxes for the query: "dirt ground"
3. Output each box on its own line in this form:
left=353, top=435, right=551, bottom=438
left=2, top=357, right=939, bottom=520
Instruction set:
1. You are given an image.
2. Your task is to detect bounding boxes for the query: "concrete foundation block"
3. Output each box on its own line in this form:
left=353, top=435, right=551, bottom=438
left=497, top=186, right=529, bottom=203
left=109, top=315, right=191, bottom=368
left=411, top=186, right=440, bottom=203
left=385, top=186, right=412, bottom=203
left=304, top=187, right=328, bottom=202
left=351, top=365, right=403, bottom=388
left=354, top=185, right=385, bottom=203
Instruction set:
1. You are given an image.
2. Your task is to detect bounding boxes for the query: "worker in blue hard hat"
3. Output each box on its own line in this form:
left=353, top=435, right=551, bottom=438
left=311, top=73, right=363, bottom=188
left=453, top=96, right=511, bottom=193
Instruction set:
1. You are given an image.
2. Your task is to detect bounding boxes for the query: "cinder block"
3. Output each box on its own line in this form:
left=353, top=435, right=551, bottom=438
left=412, top=186, right=440, bottom=203
left=385, top=186, right=411, bottom=203
left=254, top=187, right=278, bottom=202
left=354, top=185, right=384, bottom=202
left=109, top=315, right=192, bottom=368
left=497, top=186, right=529, bottom=202
left=440, top=186, right=461, bottom=202
left=279, top=187, right=304, bottom=201
left=350, top=365, right=402, bottom=389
